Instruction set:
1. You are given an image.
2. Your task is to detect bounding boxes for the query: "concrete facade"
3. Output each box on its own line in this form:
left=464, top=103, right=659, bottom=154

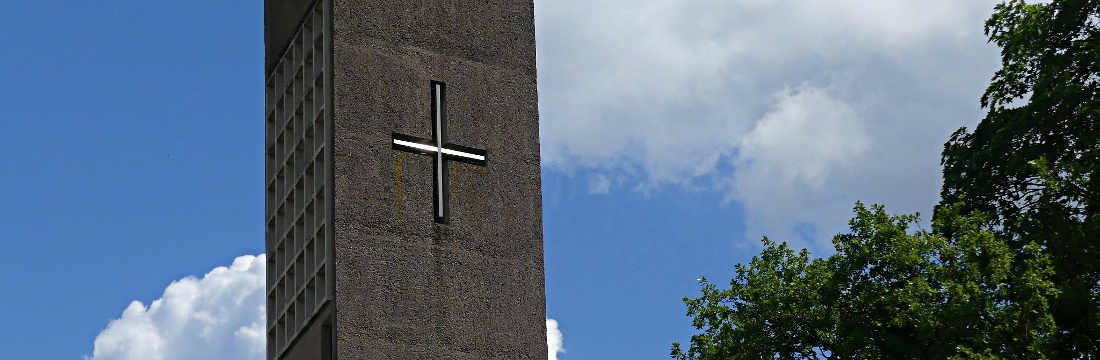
left=265, top=0, right=546, bottom=359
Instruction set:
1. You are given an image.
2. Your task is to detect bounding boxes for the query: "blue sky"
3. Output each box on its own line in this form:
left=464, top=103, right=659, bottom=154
left=0, top=1, right=1004, bottom=359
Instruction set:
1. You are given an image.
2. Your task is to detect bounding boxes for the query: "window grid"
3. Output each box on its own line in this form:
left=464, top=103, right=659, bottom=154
left=265, top=2, right=331, bottom=359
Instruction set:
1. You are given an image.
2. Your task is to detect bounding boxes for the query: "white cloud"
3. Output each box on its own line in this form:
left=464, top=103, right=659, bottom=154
left=89, top=255, right=563, bottom=359
left=589, top=174, right=612, bottom=194
left=730, top=84, right=871, bottom=250
left=536, top=0, right=1001, bottom=249
left=547, top=318, right=566, bottom=360
left=737, top=84, right=869, bottom=189
left=86, top=255, right=266, bottom=360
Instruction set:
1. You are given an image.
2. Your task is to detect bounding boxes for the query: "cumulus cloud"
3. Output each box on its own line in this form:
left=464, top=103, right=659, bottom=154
left=89, top=255, right=564, bottom=359
left=737, top=84, right=869, bottom=190
left=547, top=318, right=566, bottom=360
left=86, top=255, right=266, bottom=360
left=536, top=0, right=1001, bottom=249
left=730, top=84, right=871, bottom=249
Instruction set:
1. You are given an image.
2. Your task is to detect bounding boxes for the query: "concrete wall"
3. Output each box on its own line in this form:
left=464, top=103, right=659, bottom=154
left=329, top=0, right=546, bottom=359
left=267, top=0, right=546, bottom=358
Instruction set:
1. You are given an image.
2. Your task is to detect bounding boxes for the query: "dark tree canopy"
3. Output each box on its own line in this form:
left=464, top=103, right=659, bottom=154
left=675, top=0, right=1099, bottom=358
left=941, top=0, right=1100, bottom=354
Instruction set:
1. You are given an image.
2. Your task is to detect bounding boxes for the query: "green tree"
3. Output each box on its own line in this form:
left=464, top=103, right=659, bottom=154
left=672, top=204, right=1060, bottom=359
left=674, top=0, right=1098, bottom=358
left=941, top=0, right=1099, bottom=355
left=672, top=238, right=829, bottom=359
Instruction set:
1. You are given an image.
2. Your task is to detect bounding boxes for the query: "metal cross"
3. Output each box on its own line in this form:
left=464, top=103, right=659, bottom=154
left=391, top=81, right=487, bottom=224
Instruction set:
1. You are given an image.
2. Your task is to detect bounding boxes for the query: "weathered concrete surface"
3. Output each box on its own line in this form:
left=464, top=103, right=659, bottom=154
left=266, top=0, right=545, bottom=359
left=330, top=1, right=544, bottom=358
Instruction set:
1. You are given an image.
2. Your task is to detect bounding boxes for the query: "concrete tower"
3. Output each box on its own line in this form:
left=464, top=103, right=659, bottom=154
left=264, top=0, right=545, bottom=359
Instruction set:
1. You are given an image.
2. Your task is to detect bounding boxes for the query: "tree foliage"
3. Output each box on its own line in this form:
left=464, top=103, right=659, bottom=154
left=675, top=0, right=1099, bottom=358
left=673, top=204, right=1060, bottom=359
left=941, top=0, right=1100, bottom=354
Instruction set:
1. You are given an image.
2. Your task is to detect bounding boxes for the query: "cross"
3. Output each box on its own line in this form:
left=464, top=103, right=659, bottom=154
left=392, top=80, right=488, bottom=224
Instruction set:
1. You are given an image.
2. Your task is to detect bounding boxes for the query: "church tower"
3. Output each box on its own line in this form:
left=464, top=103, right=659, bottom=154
left=264, top=1, right=546, bottom=359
